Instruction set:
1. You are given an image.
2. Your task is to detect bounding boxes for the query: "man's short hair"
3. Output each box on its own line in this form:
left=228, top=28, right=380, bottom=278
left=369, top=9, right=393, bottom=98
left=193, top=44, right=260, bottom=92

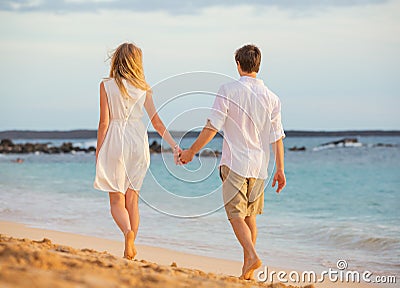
left=235, top=44, right=261, bottom=73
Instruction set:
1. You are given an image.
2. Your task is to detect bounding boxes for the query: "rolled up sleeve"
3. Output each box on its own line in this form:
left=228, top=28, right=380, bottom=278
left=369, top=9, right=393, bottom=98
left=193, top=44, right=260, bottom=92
left=207, top=86, right=228, bottom=131
left=269, top=90, right=285, bottom=143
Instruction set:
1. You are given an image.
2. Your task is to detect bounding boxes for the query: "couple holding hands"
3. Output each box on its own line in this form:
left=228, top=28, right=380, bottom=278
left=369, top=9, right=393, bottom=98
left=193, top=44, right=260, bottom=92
left=94, top=42, right=286, bottom=280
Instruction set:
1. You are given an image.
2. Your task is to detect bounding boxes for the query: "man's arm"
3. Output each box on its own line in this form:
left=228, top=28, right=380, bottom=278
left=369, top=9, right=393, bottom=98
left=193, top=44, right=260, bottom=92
left=179, top=120, right=217, bottom=164
left=271, top=137, right=286, bottom=193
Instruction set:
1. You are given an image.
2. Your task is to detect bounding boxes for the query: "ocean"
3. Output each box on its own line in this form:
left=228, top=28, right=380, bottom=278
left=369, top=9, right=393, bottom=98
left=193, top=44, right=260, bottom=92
left=0, top=135, right=399, bottom=276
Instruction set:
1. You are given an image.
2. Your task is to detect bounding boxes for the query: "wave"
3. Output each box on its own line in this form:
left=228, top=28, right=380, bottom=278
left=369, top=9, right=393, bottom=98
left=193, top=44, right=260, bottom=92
left=318, top=226, right=400, bottom=252
left=354, top=236, right=400, bottom=251
left=72, top=140, right=97, bottom=149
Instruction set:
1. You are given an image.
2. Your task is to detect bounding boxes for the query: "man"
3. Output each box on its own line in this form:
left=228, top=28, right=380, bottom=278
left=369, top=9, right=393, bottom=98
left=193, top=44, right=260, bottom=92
left=180, top=44, right=286, bottom=280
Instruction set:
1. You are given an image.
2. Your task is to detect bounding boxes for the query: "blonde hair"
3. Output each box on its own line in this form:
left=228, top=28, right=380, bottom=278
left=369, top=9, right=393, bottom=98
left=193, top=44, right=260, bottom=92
left=109, top=43, right=150, bottom=97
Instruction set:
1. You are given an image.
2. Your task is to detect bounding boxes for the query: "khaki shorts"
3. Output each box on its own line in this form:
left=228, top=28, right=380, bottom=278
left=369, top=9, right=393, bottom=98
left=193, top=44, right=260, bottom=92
left=219, top=165, right=264, bottom=220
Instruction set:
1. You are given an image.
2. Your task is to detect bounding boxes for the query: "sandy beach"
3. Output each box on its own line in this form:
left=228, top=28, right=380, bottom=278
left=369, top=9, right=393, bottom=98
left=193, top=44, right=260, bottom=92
left=1, top=221, right=392, bottom=288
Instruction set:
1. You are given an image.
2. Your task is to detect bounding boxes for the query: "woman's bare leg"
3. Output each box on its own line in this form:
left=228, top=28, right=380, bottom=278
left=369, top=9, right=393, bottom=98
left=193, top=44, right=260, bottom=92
left=125, top=188, right=140, bottom=239
left=109, top=192, right=135, bottom=259
left=109, top=192, right=131, bottom=234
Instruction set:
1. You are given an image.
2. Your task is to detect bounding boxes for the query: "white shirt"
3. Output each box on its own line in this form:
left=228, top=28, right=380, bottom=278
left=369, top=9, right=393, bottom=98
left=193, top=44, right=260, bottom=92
left=208, top=76, right=285, bottom=179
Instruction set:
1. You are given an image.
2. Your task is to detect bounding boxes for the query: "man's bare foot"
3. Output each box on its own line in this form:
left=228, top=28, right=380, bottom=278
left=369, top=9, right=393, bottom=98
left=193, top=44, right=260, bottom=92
left=241, top=270, right=255, bottom=280
left=240, top=259, right=248, bottom=279
left=123, top=230, right=136, bottom=260
left=240, top=257, right=262, bottom=280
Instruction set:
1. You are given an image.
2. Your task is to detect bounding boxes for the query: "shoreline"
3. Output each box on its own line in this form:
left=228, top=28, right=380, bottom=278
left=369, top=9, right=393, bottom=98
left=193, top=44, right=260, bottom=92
left=0, top=220, right=391, bottom=287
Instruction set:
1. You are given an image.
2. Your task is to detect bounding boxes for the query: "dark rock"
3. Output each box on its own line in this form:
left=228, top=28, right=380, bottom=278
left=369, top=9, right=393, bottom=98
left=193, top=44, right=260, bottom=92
left=199, top=150, right=221, bottom=157
left=149, top=140, right=161, bottom=153
left=161, top=147, right=173, bottom=153
left=60, top=142, right=74, bottom=153
left=87, top=146, right=96, bottom=152
left=22, top=143, right=34, bottom=153
left=321, top=138, right=358, bottom=146
left=48, top=147, right=61, bottom=154
left=373, top=143, right=396, bottom=147
left=315, top=138, right=362, bottom=150
left=289, top=146, right=306, bottom=151
left=12, top=146, right=22, bottom=153
left=73, top=147, right=85, bottom=152
left=195, top=150, right=221, bottom=157
left=0, top=139, right=14, bottom=147
left=34, top=143, right=50, bottom=153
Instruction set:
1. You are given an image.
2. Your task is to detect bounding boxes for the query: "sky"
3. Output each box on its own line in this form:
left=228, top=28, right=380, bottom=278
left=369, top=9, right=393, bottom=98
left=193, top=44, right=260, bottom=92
left=0, top=0, right=399, bottom=131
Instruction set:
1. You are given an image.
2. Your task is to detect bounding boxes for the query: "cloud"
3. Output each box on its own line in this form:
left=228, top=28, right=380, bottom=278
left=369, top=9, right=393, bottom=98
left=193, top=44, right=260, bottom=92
left=0, top=0, right=389, bottom=14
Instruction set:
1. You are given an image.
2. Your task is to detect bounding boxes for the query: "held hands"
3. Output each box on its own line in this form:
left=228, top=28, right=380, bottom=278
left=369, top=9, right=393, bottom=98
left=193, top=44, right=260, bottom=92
left=179, top=149, right=195, bottom=165
left=272, top=169, right=286, bottom=193
left=172, top=144, right=194, bottom=165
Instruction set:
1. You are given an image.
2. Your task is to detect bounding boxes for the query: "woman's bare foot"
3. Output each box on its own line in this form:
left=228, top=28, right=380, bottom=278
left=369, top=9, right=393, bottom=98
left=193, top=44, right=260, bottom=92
left=240, top=257, right=262, bottom=280
left=123, top=230, right=136, bottom=260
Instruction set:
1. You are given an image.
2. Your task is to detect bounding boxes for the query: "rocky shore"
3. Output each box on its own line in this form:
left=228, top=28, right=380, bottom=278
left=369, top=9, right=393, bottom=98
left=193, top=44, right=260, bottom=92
left=0, top=139, right=96, bottom=154
left=0, top=139, right=169, bottom=155
left=0, top=139, right=222, bottom=156
left=1, top=137, right=396, bottom=155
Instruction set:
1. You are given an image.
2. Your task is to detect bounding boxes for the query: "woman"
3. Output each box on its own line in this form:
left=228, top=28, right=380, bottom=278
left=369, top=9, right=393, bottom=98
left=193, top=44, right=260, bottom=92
left=94, top=43, right=181, bottom=260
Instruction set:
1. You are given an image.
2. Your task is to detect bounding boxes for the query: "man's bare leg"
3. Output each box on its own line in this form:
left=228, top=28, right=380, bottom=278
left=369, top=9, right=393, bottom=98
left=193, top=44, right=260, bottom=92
left=245, top=215, right=257, bottom=245
left=230, top=217, right=262, bottom=280
left=243, top=215, right=258, bottom=279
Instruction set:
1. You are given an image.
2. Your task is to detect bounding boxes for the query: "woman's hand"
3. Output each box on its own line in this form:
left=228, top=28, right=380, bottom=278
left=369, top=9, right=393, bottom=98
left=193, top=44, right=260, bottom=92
left=173, top=145, right=183, bottom=165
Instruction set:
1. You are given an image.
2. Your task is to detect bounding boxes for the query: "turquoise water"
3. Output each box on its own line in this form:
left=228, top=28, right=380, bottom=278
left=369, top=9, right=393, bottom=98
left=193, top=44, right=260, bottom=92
left=0, top=136, right=399, bottom=275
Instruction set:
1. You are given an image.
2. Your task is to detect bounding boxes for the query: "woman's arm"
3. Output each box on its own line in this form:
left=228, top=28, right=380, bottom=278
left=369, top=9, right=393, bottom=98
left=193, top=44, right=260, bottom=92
left=96, top=82, right=110, bottom=161
left=144, top=89, right=178, bottom=149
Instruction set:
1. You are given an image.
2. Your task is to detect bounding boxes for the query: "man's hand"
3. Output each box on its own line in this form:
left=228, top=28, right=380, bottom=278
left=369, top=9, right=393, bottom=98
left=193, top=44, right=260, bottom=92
left=272, top=169, right=286, bottom=193
left=178, top=124, right=217, bottom=165
left=180, top=149, right=195, bottom=164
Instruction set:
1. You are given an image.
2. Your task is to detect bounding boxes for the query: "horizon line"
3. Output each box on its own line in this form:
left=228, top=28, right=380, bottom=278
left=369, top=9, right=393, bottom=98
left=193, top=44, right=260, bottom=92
left=1, top=129, right=400, bottom=140
left=1, top=128, right=400, bottom=132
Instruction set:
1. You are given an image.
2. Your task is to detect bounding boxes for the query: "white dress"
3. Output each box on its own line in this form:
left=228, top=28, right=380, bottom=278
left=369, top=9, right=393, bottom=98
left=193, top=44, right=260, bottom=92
left=94, top=78, right=150, bottom=193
